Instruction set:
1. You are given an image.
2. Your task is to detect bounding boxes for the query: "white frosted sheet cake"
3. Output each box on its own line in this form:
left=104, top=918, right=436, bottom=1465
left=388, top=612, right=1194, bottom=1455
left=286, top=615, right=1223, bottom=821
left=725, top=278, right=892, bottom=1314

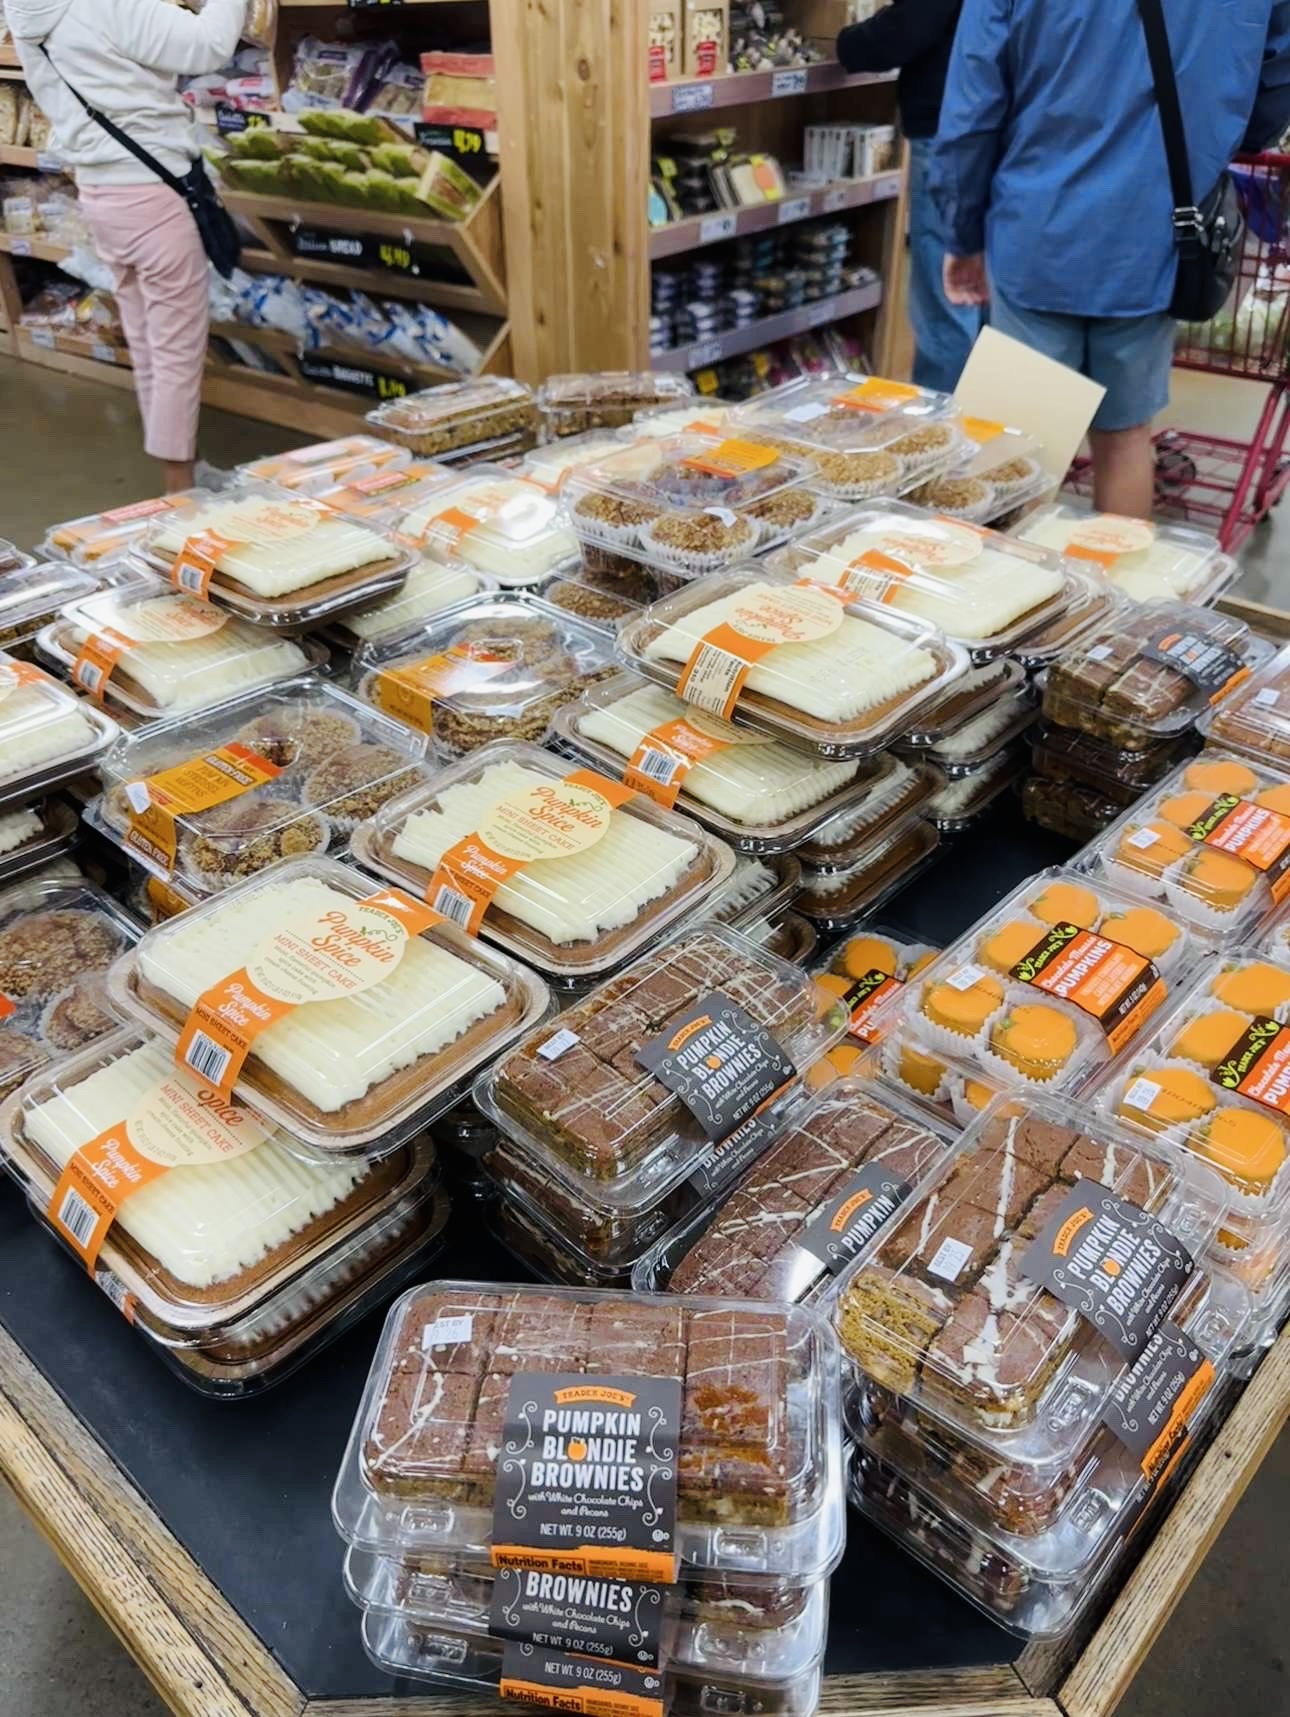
left=643, top=583, right=938, bottom=722
left=390, top=759, right=699, bottom=944
left=577, top=683, right=858, bottom=824
left=150, top=494, right=398, bottom=597
left=26, top=1040, right=367, bottom=1288
left=344, top=560, right=482, bottom=642
left=400, top=476, right=578, bottom=580
left=138, top=876, right=506, bottom=1113
left=0, top=687, right=99, bottom=781
left=0, top=808, right=42, bottom=854
left=1017, top=509, right=1215, bottom=600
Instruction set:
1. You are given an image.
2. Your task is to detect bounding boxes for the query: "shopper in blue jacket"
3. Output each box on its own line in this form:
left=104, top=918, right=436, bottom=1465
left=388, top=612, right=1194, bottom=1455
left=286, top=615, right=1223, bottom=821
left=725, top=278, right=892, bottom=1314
left=933, top=0, right=1290, bottom=516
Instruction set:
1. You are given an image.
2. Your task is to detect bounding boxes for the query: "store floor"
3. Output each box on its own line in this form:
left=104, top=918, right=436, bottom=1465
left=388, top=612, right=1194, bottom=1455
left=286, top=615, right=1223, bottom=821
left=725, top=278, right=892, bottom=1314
left=0, top=355, right=1287, bottom=1717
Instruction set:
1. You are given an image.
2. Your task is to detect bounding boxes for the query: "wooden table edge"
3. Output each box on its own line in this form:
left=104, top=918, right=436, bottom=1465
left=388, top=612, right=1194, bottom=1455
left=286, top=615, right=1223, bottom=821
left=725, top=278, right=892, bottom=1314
left=1, top=1320, right=1287, bottom=1717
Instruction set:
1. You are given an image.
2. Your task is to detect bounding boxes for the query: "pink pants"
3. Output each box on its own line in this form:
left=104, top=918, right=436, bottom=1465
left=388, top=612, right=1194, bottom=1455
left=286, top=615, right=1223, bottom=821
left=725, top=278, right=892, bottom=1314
left=79, top=180, right=209, bottom=464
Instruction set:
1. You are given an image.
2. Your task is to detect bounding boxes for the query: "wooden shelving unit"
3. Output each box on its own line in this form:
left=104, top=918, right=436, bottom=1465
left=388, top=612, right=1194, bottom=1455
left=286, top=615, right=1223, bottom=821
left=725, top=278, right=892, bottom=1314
left=649, top=60, right=895, bottom=118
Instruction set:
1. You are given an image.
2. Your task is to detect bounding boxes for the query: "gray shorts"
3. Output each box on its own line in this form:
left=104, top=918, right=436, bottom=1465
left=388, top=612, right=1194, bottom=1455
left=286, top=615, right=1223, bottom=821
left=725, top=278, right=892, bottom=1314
left=990, top=289, right=1175, bottom=432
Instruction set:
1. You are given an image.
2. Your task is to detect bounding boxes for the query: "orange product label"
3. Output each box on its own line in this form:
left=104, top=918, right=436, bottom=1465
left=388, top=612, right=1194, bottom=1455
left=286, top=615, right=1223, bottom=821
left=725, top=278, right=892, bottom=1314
left=411, top=503, right=482, bottom=553
left=499, top=1663, right=663, bottom=1717
left=1212, top=1015, right=1290, bottom=1116
left=174, top=886, right=442, bottom=1094
left=1139, top=1356, right=1216, bottom=1485
left=0, top=659, right=59, bottom=700
left=676, top=582, right=845, bottom=719
left=1190, top=794, right=1290, bottom=901
left=844, top=969, right=904, bottom=1044
left=71, top=625, right=134, bottom=702
left=372, top=644, right=511, bottom=735
left=427, top=768, right=634, bottom=935
left=623, top=714, right=738, bottom=808
left=961, top=416, right=1005, bottom=444
left=170, top=529, right=236, bottom=600
left=833, top=377, right=922, bottom=413
left=680, top=437, right=779, bottom=478
left=1010, top=923, right=1165, bottom=1054
left=124, top=740, right=283, bottom=872
left=146, top=876, right=191, bottom=923
left=1064, top=515, right=1155, bottom=569
left=837, top=547, right=917, bottom=603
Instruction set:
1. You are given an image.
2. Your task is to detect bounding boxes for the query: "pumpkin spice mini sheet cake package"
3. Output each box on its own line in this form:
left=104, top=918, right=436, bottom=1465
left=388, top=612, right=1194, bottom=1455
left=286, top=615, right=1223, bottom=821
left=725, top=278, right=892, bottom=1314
left=1015, top=501, right=1239, bottom=606
left=331, top=1279, right=845, bottom=1583
left=350, top=740, right=735, bottom=982
left=390, top=468, right=582, bottom=588
left=0, top=650, right=117, bottom=810
left=106, top=855, right=552, bottom=1156
left=1079, top=753, right=1290, bottom=946
left=87, top=678, right=429, bottom=894
left=40, top=493, right=194, bottom=568
left=130, top=479, right=417, bottom=630
left=617, top=570, right=968, bottom=759
left=237, top=434, right=414, bottom=497
left=38, top=573, right=320, bottom=721
left=0, top=561, right=99, bottom=659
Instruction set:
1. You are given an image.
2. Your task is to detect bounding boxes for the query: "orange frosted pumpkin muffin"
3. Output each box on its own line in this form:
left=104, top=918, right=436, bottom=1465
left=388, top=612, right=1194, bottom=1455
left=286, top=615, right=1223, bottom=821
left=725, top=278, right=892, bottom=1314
left=988, top=1004, right=1079, bottom=1082
left=839, top=934, right=901, bottom=979
left=1026, top=880, right=1101, bottom=929
left=908, top=949, right=938, bottom=978
left=1197, top=1107, right=1287, bottom=1194
left=920, top=971, right=1005, bottom=1036
left=1171, top=1009, right=1250, bottom=1069
left=894, top=1044, right=948, bottom=1095
left=1211, top=962, right=1290, bottom=1015
left=1115, top=820, right=1191, bottom=878
left=960, top=1077, right=996, bottom=1114
left=1158, top=790, right=1216, bottom=829
left=1099, top=905, right=1181, bottom=961
left=1118, top=1065, right=1216, bottom=1131
left=979, top=919, right=1045, bottom=974
left=1255, top=782, right=1290, bottom=815
left=1176, top=846, right=1257, bottom=912
left=1184, top=758, right=1259, bottom=798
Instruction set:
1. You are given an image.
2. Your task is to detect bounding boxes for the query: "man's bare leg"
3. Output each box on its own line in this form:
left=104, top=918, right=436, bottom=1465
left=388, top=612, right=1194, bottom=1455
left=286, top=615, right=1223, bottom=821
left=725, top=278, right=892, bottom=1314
left=1089, top=423, right=1154, bottom=517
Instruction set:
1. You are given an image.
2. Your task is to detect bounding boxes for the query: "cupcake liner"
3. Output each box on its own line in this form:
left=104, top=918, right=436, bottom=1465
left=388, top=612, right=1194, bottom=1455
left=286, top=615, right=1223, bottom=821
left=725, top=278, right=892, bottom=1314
left=38, top=974, right=115, bottom=1055
left=908, top=481, right=1000, bottom=525
left=1162, top=864, right=1259, bottom=933
left=945, top=1071, right=1000, bottom=1128
left=637, top=517, right=754, bottom=577
left=570, top=508, right=652, bottom=551
left=906, top=991, right=1009, bottom=1059
left=749, top=492, right=831, bottom=545
left=987, top=458, right=1045, bottom=498
left=879, top=1031, right=955, bottom=1106
left=177, top=807, right=333, bottom=892
left=813, top=470, right=900, bottom=502
left=1099, top=849, right=1174, bottom=901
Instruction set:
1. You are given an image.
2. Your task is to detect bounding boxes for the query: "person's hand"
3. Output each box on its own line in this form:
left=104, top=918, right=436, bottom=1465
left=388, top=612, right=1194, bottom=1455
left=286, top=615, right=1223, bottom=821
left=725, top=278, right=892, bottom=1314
left=944, top=253, right=989, bottom=305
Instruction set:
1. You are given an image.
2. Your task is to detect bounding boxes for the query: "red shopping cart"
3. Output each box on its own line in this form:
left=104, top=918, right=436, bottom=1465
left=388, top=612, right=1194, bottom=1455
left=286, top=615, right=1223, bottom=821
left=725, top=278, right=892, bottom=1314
left=1068, top=151, right=1290, bottom=552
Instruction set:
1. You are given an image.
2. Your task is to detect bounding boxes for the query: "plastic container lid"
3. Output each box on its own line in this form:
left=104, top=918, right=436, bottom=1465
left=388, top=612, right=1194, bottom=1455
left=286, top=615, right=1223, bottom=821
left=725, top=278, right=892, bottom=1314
left=537, top=370, right=695, bottom=429
left=390, top=468, right=580, bottom=586
left=793, top=760, right=939, bottom=869
left=795, top=813, right=942, bottom=932
left=916, top=667, right=1038, bottom=774
left=91, top=677, right=429, bottom=893
left=899, top=660, right=1023, bottom=749
left=351, top=594, right=617, bottom=756
left=238, top=435, right=414, bottom=496
left=1042, top=601, right=1267, bottom=750
left=764, top=502, right=1077, bottom=658
left=351, top=739, right=736, bottom=980
left=629, top=398, right=740, bottom=440
left=0, top=874, right=140, bottom=1104
left=926, top=747, right=1025, bottom=831
left=541, top=563, right=679, bottom=632
left=551, top=670, right=885, bottom=853
left=106, top=855, right=553, bottom=1155
left=1004, top=569, right=1118, bottom=673
left=131, top=480, right=415, bottom=629
left=518, top=430, right=644, bottom=494
left=0, top=653, right=118, bottom=811
left=366, top=378, right=538, bottom=458
left=953, top=420, right=1047, bottom=485
left=0, top=561, right=98, bottom=653
left=875, top=866, right=1201, bottom=1094
left=565, top=433, right=821, bottom=573
left=332, top=1280, right=845, bottom=1580
left=326, top=559, right=489, bottom=648
left=1015, top=502, right=1239, bottom=606
left=0, top=798, right=78, bottom=885
left=618, top=569, right=969, bottom=760
left=39, top=494, right=196, bottom=568
left=315, top=461, right=455, bottom=526
left=1079, top=752, right=1290, bottom=948
left=0, top=1026, right=440, bottom=1338
left=707, top=853, right=802, bottom=928
left=39, top=573, right=322, bottom=720
left=1204, top=641, right=1290, bottom=766
left=0, top=540, right=36, bottom=574
left=832, top=1089, right=1228, bottom=1459
left=812, top=926, right=940, bottom=1056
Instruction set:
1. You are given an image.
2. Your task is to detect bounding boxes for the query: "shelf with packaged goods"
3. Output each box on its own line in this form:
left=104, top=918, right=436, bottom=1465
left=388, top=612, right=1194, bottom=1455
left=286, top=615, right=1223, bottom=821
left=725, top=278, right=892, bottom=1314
left=649, top=168, right=901, bottom=258
left=650, top=61, right=896, bottom=118
left=651, top=277, right=883, bottom=372
left=0, top=232, right=71, bottom=264
left=209, top=315, right=511, bottom=386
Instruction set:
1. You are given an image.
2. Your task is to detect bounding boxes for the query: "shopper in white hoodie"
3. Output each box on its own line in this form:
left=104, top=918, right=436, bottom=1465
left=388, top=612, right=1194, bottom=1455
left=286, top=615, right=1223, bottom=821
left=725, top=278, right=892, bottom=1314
left=9, top=0, right=248, bottom=490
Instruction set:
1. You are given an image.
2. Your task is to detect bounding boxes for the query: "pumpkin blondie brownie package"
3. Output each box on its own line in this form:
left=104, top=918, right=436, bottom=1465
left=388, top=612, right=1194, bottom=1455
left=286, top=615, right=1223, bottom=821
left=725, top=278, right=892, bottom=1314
left=538, top=371, right=695, bottom=438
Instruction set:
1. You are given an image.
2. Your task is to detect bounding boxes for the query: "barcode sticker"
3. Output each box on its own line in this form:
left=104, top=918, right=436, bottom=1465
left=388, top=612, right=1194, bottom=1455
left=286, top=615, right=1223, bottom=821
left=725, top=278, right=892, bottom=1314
left=184, top=1030, right=234, bottom=1087
left=538, top=1028, right=580, bottom=1063
left=632, top=748, right=682, bottom=788
left=945, top=963, right=987, bottom=991
left=175, top=560, right=209, bottom=596
left=55, top=1187, right=99, bottom=1251
left=125, top=781, right=152, bottom=815
left=1127, top=828, right=1161, bottom=850
left=74, top=659, right=104, bottom=694
left=431, top=884, right=475, bottom=929
left=1125, top=1077, right=1163, bottom=1110
left=1254, top=688, right=1280, bottom=708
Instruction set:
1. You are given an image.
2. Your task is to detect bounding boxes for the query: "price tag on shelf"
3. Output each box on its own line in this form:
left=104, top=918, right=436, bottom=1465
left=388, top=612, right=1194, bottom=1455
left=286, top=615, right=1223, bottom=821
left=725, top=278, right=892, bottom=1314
left=413, top=122, right=495, bottom=184
left=699, top=212, right=737, bottom=244
left=35, top=152, right=64, bottom=173
left=777, top=196, right=811, bottom=226
left=28, top=328, right=54, bottom=349
left=348, top=0, right=404, bottom=9
left=805, top=300, right=835, bottom=328
left=771, top=68, right=808, bottom=97
left=688, top=338, right=724, bottom=368
left=673, top=82, right=715, bottom=113
left=10, top=239, right=32, bottom=258
left=298, top=356, right=409, bottom=402
left=823, top=185, right=850, bottom=212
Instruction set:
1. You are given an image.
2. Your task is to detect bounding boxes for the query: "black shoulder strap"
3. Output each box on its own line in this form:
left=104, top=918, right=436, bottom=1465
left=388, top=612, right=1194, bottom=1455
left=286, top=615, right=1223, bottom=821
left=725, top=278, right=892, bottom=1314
left=1135, top=0, right=1196, bottom=214
left=40, top=43, right=187, bottom=194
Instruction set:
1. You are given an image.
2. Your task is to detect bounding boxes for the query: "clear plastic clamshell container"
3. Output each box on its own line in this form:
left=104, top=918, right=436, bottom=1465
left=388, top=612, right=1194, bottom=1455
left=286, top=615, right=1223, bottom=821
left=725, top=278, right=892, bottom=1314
left=1014, top=501, right=1240, bottom=606
left=1042, top=600, right=1267, bottom=751
left=1022, top=773, right=1126, bottom=846
left=944, top=420, right=1051, bottom=513
left=519, top=430, right=648, bottom=495
left=706, top=853, right=802, bottom=930
left=812, top=926, right=941, bottom=1056
left=537, top=371, right=695, bottom=437
left=325, top=558, right=490, bottom=649
left=1077, top=752, right=1290, bottom=948
left=332, top=1280, right=846, bottom=1581
left=900, top=659, right=1026, bottom=748
left=565, top=433, right=824, bottom=574
left=90, top=677, right=429, bottom=893
left=618, top=569, right=969, bottom=761
left=793, top=759, right=939, bottom=870
left=925, top=747, right=1026, bottom=833
left=795, top=813, right=941, bottom=933
left=729, top=373, right=967, bottom=501
left=832, top=1090, right=1230, bottom=1487
left=1005, top=568, right=1119, bottom=674
left=873, top=867, right=1200, bottom=1096
left=551, top=670, right=891, bottom=854
left=906, top=660, right=1037, bottom=774
left=0, top=540, right=35, bottom=574
left=0, top=1025, right=442, bottom=1344
left=315, top=461, right=455, bottom=527
left=106, top=855, right=553, bottom=1155
left=349, top=739, right=736, bottom=982
left=542, top=561, right=682, bottom=632
left=0, top=652, right=118, bottom=811
left=631, top=1077, right=955, bottom=1304
left=1204, top=640, right=1290, bottom=767
left=367, top=377, right=539, bottom=459
left=1028, top=720, right=1199, bottom=808
left=390, top=468, right=581, bottom=587
left=38, top=573, right=323, bottom=720
left=40, top=493, right=194, bottom=567
left=131, top=480, right=416, bottom=630
left=351, top=594, right=617, bottom=756
left=0, top=562, right=98, bottom=657
left=764, top=501, right=1078, bottom=661
left=238, top=434, right=414, bottom=496
left=0, top=797, right=79, bottom=884
left=628, top=398, right=740, bottom=441
left=0, top=874, right=140, bottom=1103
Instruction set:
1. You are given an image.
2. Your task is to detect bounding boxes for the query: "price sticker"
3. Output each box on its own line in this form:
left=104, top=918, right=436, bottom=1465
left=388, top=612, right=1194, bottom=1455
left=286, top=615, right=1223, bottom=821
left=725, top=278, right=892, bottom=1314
left=823, top=186, right=849, bottom=212
left=777, top=196, right=811, bottom=225
left=10, top=239, right=32, bottom=258
left=689, top=337, right=723, bottom=367
left=700, top=212, right=737, bottom=244
left=771, top=68, right=808, bottom=97
left=673, top=82, right=715, bottom=113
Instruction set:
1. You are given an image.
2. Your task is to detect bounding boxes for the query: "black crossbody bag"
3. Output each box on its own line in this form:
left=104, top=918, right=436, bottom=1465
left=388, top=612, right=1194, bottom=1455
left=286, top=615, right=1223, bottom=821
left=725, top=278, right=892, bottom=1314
left=1136, top=0, right=1243, bottom=323
left=42, top=44, right=240, bottom=278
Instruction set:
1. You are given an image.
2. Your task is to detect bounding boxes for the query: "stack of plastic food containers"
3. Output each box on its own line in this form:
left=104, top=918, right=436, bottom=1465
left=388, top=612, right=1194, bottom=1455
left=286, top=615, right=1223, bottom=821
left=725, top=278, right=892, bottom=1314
left=1093, top=945, right=1290, bottom=1370
left=536, top=370, right=695, bottom=437
left=468, top=922, right=845, bottom=1286
left=613, top=568, right=970, bottom=931
left=1012, top=500, right=1241, bottom=605
left=81, top=677, right=430, bottom=919
left=366, top=376, right=541, bottom=464
left=0, top=649, right=117, bottom=881
left=39, top=493, right=195, bottom=569
left=332, top=1281, right=845, bottom=1713
left=868, top=867, right=1202, bottom=1109
left=0, top=539, right=35, bottom=575
left=906, top=420, right=1053, bottom=526
left=903, top=659, right=1037, bottom=832
left=1024, top=602, right=1268, bottom=843
left=832, top=1090, right=1249, bottom=1636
